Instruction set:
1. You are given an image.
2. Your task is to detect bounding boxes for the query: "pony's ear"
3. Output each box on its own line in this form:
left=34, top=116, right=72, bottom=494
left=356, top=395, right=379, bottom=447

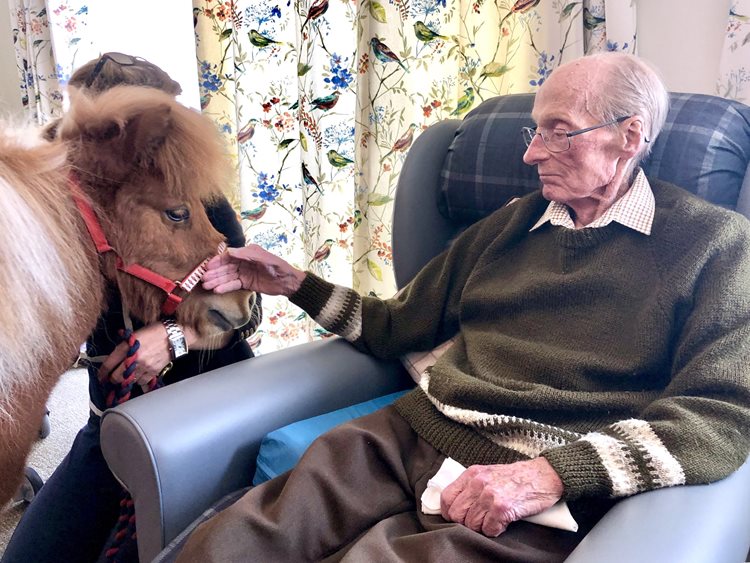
left=80, top=104, right=173, bottom=173
left=122, top=104, right=173, bottom=165
left=84, top=120, right=123, bottom=142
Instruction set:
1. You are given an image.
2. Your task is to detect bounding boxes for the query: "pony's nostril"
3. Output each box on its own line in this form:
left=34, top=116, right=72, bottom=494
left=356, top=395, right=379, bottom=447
left=207, top=309, right=233, bottom=331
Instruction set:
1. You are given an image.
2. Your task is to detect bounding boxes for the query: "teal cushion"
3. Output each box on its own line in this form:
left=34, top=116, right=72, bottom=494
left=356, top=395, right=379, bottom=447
left=252, top=390, right=409, bottom=485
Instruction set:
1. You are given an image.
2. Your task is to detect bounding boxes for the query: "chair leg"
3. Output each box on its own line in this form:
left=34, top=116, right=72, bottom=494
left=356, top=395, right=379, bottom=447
left=12, top=467, right=44, bottom=504
left=39, top=409, right=51, bottom=439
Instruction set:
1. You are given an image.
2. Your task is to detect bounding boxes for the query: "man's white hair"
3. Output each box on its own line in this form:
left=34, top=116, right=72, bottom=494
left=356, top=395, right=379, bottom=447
left=584, top=52, right=670, bottom=164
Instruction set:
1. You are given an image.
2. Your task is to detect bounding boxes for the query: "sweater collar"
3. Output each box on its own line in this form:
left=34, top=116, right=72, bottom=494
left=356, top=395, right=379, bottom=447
left=530, top=169, right=655, bottom=235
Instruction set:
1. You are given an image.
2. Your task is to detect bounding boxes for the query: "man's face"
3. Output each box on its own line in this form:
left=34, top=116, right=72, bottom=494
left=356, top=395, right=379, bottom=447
left=523, top=62, right=626, bottom=211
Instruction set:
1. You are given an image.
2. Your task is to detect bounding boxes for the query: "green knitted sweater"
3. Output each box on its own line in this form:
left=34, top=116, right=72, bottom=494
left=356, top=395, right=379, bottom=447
left=291, top=179, right=750, bottom=501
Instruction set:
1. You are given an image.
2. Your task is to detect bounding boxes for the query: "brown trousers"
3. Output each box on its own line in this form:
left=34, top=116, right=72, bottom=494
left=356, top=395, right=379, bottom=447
left=176, top=406, right=588, bottom=563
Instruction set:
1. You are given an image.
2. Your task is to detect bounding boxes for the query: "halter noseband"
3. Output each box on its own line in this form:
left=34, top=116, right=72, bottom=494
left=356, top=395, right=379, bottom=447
left=69, top=174, right=226, bottom=316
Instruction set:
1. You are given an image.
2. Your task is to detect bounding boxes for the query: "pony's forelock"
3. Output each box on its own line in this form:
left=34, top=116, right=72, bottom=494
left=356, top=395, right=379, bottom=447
left=63, top=86, right=232, bottom=202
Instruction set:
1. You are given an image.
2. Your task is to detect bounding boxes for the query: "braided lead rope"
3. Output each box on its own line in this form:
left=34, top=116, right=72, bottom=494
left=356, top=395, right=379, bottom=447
left=104, top=493, right=136, bottom=562
left=103, top=305, right=165, bottom=562
left=104, top=329, right=140, bottom=408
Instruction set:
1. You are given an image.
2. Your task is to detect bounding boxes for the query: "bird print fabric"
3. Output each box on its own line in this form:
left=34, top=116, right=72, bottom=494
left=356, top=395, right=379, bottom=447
left=191, top=0, right=636, bottom=355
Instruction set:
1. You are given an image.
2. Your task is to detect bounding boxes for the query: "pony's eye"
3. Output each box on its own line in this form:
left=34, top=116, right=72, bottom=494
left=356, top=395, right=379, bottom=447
left=165, top=206, right=190, bottom=223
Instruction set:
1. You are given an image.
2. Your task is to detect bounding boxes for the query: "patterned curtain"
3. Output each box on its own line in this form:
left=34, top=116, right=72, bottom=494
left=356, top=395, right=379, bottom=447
left=583, top=0, right=636, bottom=53
left=193, top=0, right=637, bottom=354
left=7, top=0, right=93, bottom=124
left=716, top=0, right=750, bottom=102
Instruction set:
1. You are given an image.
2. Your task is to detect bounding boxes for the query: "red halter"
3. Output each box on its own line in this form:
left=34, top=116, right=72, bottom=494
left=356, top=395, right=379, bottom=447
left=69, top=175, right=226, bottom=316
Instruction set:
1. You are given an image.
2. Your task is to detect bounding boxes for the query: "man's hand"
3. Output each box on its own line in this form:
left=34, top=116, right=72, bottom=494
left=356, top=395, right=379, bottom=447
left=202, top=244, right=306, bottom=297
left=440, top=457, right=564, bottom=537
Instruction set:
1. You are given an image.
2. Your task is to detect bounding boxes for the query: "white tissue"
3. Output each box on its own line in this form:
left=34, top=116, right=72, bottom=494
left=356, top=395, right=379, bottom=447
left=420, top=457, right=579, bottom=532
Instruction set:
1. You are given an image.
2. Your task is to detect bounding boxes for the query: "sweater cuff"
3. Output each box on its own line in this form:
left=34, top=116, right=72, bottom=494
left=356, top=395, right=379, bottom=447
left=289, top=273, right=363, bottom=343
left=541, top=441, right=614, bottom=501
left=289, top=272, right=337, bottom=316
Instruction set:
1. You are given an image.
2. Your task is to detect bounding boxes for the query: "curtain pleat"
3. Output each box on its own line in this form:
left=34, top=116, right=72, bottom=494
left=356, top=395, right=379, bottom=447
left=6, top=0, right=93, bottom=123
left=716, top=1, right=750, bottom=102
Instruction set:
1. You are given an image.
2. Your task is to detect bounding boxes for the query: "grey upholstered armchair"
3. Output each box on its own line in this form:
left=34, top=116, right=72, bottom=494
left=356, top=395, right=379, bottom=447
left=101, top=92, right=750, bottom=563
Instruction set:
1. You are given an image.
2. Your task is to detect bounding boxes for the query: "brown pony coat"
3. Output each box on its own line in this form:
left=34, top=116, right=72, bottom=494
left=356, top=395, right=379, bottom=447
left=0, top=86, right=253, bottom=505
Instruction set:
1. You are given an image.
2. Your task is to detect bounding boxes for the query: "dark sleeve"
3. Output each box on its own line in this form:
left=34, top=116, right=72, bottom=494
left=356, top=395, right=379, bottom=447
left=206, top=196, right=245, bottom=248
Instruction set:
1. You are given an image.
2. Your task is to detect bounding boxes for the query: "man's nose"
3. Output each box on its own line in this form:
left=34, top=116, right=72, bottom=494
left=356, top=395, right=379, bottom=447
left=523, top=133, right=548, bottom=165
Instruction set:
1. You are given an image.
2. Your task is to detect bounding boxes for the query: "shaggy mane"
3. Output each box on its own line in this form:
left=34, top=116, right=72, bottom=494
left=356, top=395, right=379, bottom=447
left=61, top=86, right=232, bottom=203
left=0, top=127, right=101, bottom=412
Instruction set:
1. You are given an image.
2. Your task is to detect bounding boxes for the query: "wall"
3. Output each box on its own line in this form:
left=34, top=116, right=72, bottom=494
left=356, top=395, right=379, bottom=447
left=0, top=0, right=198, bottom=120
left=637, top=0, right=731, bottom=95
left=0, top=1, right=735, bottom=117
left=88, top=1, right=200, bottom=110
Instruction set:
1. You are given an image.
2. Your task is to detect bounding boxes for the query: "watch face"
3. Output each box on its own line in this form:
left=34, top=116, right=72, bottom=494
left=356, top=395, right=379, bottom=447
left=163, top=318, right=188, bottom=359
left=172, top=338, right=188, bottom=358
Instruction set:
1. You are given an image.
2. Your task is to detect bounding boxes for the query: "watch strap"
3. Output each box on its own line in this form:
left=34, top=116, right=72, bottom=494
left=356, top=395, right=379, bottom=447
left=161, top=317, right=188, bottom=360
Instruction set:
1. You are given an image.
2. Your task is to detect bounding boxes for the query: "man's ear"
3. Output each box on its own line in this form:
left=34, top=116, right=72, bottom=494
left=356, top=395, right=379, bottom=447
left=622, top=117, right=646, bottom=158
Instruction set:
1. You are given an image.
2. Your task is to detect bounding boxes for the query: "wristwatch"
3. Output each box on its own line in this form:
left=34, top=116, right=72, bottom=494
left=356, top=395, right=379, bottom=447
left=161, top=317, right=188, bottom=360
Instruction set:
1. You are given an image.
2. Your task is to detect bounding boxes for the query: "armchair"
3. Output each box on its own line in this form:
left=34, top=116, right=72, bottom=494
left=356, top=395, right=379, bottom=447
left=101, top=92, right=750, bottom=563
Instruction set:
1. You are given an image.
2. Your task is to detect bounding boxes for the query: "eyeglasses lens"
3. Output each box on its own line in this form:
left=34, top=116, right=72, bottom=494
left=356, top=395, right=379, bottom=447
left=105, top=53, right=137, bottom=65
left=85, top=53, right=138, bottom=88
left=522, top=128, right=570, bottom=153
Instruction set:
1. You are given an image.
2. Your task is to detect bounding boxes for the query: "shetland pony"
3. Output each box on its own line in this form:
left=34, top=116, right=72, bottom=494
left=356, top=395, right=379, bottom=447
left=0, top=86, right=255, bottom=505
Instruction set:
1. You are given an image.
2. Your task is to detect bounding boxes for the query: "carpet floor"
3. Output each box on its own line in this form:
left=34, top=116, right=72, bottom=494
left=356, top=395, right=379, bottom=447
left=0, top=368, right=89, bottom=556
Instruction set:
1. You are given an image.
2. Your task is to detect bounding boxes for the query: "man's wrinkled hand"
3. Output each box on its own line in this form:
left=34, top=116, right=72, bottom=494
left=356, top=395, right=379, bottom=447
left=440, top=457, right=564, bottom=537
left=202, top=244, right=305, bottom=297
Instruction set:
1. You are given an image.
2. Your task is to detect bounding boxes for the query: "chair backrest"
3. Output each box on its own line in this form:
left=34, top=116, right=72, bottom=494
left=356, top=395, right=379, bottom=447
left=392, top=92, right=750, bottom=288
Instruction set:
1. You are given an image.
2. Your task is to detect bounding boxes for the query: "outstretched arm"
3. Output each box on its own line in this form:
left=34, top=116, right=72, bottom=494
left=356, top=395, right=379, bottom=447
left=203, top=206, right=518, bottom=358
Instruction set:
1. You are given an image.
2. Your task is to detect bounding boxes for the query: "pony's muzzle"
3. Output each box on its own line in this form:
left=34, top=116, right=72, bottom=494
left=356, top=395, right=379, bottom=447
left=204, top=289, right=256, bottom=331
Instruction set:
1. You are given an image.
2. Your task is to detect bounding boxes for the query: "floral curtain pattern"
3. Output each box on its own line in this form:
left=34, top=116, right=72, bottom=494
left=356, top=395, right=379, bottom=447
left=193, top=0, right=637, bottom=354
left=583, top=0, right=636, bottom=53
left=193, top=0, right=360, bottom=352
left=7, top=0, right=92, bottom=124
left=716, top=0, right=750, bottom=102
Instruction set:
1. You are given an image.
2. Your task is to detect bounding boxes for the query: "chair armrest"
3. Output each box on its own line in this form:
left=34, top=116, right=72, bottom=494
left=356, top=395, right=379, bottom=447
left=100, top=337, right=412, bottom=563
left=565, top=456, right=750, bottom=563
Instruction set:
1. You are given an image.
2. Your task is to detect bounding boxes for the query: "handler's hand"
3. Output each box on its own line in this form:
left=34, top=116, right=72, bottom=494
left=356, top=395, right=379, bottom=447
left=202, top=244, right=306, bottom=297
left=98, top=322, right=174, bottom=390
left=440, top=457, right=564, bottom=537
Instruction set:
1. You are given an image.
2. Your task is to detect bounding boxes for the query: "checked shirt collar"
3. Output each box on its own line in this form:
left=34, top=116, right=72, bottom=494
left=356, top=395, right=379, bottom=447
left=530, top=168, right=655, bottom=235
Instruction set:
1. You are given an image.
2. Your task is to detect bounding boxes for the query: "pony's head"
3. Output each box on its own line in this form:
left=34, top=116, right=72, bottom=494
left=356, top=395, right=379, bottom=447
left=58, top=86, right=255, bottom=343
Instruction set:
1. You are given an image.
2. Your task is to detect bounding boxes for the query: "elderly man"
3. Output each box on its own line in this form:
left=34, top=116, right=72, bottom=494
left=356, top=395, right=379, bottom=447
left=177, top=53, right=750, bottom=562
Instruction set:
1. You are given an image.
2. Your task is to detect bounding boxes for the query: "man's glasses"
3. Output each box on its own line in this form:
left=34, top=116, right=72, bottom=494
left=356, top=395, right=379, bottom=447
left=84, top=52, right=147, bottom=88
left=521, top=116, right=631, bottom=153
